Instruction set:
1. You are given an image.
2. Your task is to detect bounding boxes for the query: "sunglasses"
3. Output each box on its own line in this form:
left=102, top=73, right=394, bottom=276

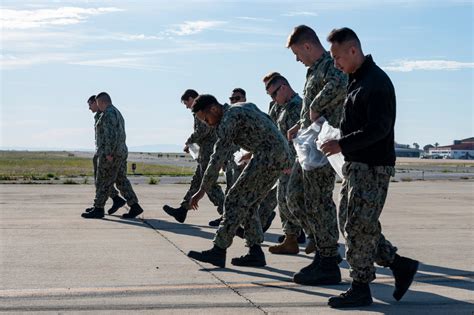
left=229, top=95, right=241, bottom=102
left=269, top=85, right=283, bottom=99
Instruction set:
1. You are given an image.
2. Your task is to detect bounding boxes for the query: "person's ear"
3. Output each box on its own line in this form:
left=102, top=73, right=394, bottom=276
left=350, top=46, right=356, bottom=56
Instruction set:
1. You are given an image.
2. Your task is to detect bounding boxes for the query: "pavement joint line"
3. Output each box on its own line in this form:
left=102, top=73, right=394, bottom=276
left=141, top=218, right=268, bottom=315
left=2, top=302, right=474, bottom=313
left=0, top=273, right=472, bottom=299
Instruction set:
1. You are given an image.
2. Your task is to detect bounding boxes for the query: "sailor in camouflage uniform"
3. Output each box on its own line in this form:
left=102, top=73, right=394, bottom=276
left=322, top=27, right=418, bottom=308
left=81, top=92, right=144, bottom=219
left=187, top=94, right=291, bottom=268
left=263, top=75, right=308, bottom=255
left=227, top=87, right=278, bottom=239
left=286, top=25, right=347, bottom=285
left=83, top=95, right=127, bottom=216
left=262, top=72, right=308, bottom=246
left=163, top=89, right=225, bottom=225
left=215, top=88, right=247, bottom=228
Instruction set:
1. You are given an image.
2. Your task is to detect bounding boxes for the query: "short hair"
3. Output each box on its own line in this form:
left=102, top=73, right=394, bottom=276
left=327, top=27, right=361, bottom=46
left=192, top=94, right=218, bottom=113
left=286, top=25, right=321, bottom=48
left=262, top=71, right=281, bottom=83
left=232, top=88, right=246, bottom=96
left=96, top=92, right=112, bottom=104
left=265, top=75, right=289, bottom=90
left=181, top=89, right=199, bottom=101
left=87, top=95, right=96, bottom=104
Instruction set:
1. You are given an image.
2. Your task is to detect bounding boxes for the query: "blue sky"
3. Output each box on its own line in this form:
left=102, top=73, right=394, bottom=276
left=1, top=0, right=473, bottom=151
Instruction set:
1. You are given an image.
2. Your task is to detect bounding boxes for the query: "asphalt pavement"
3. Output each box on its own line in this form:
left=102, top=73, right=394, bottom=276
left=0, top=181, right=473, bottom=314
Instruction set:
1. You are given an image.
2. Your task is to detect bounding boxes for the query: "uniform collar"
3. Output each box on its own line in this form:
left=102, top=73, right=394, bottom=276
left=282, top=93, right=299, bottom=109
left=350, top=54, right=374, bottom=81
left=307, top=51, right=330, bottom=75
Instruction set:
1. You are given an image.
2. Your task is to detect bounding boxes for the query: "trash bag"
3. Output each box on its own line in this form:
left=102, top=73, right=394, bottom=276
left=188, top=143, right=200, bottom=160
left=233, top=148, right=250, bottom=166
left=293, top=118, right=328, bottom=171
left=316, top=121, right=345, bottom=179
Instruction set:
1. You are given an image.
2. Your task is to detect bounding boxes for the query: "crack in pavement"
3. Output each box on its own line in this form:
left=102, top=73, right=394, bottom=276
left=142, top=218, right=268, bottom=314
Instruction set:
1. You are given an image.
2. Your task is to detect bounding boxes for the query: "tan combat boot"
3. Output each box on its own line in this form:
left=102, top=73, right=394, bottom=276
left=269, top=234, right=299, bottom=255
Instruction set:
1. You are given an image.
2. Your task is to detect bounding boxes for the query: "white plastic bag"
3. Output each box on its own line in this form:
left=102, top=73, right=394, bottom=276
left=233, top=148, right=250, bottom=166
left=293, top=119, right=328, bottom=171
left=188, top=143, right=200, bottom=160
left=316, top=121, right=345, bottom=179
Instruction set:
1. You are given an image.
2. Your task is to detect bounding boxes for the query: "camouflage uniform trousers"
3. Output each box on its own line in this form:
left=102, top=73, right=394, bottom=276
left=224, top=159, right=241, bottom=196
left=94, top=155, right=139, bottom=208
left=258, top=187, right=277, bottom=228
left=287, top=160, right=339, bottom=257
left=339, top=162, right=398, bottom=283
left=226, top=161, right=277, bottom=228
left=214, top=157, right=282, bottom=249
left=182, top=144, right=225, bottom=214
left=278, top=169, right=304, bottom=236
left=93, top=153, right=119, bottom=199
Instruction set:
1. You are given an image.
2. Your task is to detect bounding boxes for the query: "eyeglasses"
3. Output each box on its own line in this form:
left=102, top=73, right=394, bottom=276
left=229, top=95, right=241, bottom=102
left=269, top=85, right=283, bottom=99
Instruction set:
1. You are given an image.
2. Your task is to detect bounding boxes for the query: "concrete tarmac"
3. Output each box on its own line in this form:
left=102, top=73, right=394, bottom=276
left=0, top=181, right=473, bottom=314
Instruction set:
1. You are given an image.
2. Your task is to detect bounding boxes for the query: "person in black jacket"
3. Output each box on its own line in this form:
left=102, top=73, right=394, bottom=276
left=321, top=27, right=419, bottom=308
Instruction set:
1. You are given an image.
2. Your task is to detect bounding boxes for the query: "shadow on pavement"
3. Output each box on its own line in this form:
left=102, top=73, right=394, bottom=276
left=103, top=215, right=474, bottom=294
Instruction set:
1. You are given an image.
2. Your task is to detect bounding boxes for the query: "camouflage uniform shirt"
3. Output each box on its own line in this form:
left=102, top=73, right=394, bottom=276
left=300, top=51, right=347, bottom=128
left=95, top=105, right=127, bottom=158
left=275, top=94, right=302, bottom=160
left=200, top=103, right=291, bottom=192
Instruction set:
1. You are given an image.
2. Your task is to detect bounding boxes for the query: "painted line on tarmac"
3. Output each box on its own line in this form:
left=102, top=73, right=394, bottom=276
left=1, top=273, right=472, bottom=299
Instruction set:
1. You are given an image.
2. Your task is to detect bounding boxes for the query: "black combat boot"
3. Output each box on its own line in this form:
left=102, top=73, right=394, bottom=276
left=231, top=244, right=266, bottom=267
left=81, top=207, right=104, bottom=219
left=390, top=254, right=419, bottom=301
left=122, top=203, right=143, bottom=218
left=162, top=205, right=188, bottom=223
left=328, top=281, right=373, bottom=308
left=294, top=251, right=343, bottom=278
left=208, top=216, right=222, bottom=227
left=188, top=245, right=226, bottom=268
left=293, top=255, right=341, bottom=285
left=84, top=206, right=94, bottom=213
left=107, top=196, right=126, bottom=215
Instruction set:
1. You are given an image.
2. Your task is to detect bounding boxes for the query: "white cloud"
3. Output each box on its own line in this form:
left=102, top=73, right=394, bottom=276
left=168, top=20, right=227, bottom=36
left=116, top=33, right=164, bottom=41
left=384, top=59, right=474, bottom=72
left=0, top=52, right=176, bottom=71
left=236, top=16, right=273, bottom=22
left=123, top=41, right=278, bottom=57
left=2, top=29, right=164, bottom=46
left=68, top=57, right=178, bottom=72
left=282, top=11, right=318, bottom=17
left=0, top=6, right=123, bottom=29
left=0, top=53, right=72, bottom=68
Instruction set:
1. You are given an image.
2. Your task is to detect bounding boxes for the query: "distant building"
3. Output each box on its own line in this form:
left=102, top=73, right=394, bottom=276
left=395, top=143, right=422, bottom=158
left=429, top=137, right=474, bottom=159
left=423, top=144, right=434, bottom=153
